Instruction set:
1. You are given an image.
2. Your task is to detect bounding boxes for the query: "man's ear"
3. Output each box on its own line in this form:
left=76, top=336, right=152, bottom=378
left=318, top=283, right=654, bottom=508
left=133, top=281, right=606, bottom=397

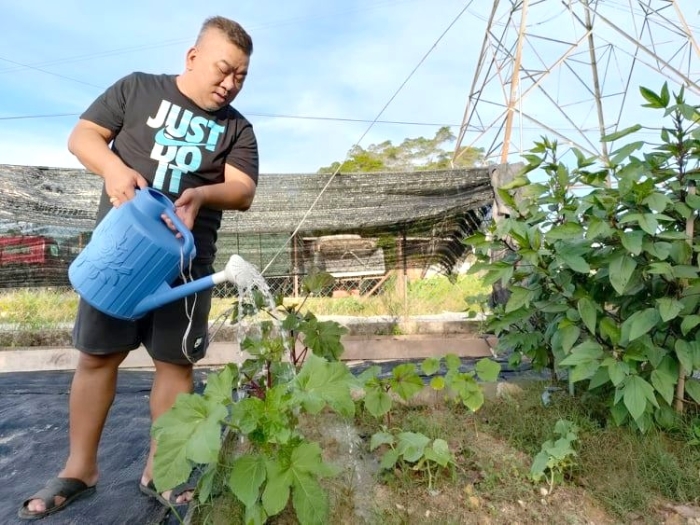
left=185, top=46, right=197, bottom=70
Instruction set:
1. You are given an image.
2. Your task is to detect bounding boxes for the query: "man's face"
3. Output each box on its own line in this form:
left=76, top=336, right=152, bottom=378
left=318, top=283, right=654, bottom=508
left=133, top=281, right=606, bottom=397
left=186, top=29, right=250, bottom=111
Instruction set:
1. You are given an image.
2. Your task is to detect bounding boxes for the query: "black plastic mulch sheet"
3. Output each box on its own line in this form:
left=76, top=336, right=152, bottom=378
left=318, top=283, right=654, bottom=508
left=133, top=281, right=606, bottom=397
left=0, top=369, right=211, bottom=525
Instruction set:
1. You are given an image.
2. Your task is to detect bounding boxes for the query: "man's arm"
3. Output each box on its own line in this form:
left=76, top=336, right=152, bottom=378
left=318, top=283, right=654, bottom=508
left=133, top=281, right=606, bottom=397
left=172, top=163, right=257, bottom=230
left=67, top=119, right=148, bottom=203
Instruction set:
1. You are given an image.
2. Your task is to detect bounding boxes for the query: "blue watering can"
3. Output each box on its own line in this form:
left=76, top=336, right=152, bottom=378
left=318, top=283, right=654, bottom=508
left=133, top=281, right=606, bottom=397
left=69, top=188, right=240, bottom=320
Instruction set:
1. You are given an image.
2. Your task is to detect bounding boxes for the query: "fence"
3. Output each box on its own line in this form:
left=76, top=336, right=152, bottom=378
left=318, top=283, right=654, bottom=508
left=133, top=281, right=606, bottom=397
left=0, top=163, right=503, bottom=343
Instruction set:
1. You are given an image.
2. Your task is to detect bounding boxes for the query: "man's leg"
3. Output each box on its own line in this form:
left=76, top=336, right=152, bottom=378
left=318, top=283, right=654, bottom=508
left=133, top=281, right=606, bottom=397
left=26, top=350, right=128, bottom=513
left=139, top=266, right=212, bottom=504
left=140, top=359, right=194, bottom=503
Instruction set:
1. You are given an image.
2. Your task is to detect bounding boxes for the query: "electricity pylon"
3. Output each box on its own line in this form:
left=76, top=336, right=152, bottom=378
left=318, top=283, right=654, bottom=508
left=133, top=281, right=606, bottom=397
left=453, top=0, right=700, bottom=165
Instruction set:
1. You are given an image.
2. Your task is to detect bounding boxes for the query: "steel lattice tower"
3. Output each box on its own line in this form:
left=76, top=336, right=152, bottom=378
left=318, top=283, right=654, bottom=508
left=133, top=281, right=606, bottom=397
left=453, top=0, right=700, bottom=165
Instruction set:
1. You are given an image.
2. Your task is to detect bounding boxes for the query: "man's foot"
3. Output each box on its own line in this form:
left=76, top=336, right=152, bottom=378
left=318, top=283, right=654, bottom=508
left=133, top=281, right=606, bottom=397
left=139, top=478, right=195, bottom=506
left=18, top=478, right=96, bottom=520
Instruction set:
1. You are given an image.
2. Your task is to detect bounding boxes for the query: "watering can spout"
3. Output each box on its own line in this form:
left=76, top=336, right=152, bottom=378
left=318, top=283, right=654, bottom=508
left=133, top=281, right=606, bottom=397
left=131, top=255, right=247, bottom=318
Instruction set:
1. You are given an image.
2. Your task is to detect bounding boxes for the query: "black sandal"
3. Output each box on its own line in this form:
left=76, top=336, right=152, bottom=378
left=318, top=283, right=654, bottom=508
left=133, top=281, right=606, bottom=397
left=18, top=477, right=96, bottom=520
left=139, top=479, right=194, bottom=507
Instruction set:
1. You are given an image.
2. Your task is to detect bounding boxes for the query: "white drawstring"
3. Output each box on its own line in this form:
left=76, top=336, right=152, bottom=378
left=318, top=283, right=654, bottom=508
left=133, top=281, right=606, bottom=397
left=178, top=242, right=197, bottom=363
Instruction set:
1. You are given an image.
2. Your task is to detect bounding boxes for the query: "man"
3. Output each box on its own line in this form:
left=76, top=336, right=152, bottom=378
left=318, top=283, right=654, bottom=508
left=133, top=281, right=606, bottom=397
left=19, top=16, right=258, bottom=520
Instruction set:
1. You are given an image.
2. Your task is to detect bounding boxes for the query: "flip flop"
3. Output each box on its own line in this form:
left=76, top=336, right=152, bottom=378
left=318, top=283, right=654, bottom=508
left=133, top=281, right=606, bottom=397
left=139, top=479, right=195, bottom=507
left=18, top=477, right=96, bottom=520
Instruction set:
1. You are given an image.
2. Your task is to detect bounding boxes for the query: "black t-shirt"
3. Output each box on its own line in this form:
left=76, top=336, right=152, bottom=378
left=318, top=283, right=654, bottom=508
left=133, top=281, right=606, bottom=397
left=80, top=72, right=259, bottom=265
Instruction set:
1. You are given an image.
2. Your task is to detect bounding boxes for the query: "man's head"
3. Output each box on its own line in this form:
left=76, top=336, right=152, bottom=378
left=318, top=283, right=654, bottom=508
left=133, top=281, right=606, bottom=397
left=179, top=16, right=253, bottom=112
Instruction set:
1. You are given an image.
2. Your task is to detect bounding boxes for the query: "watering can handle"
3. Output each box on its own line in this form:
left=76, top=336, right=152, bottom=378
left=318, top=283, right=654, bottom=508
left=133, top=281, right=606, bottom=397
left=162, top=207, right=195, bottom=262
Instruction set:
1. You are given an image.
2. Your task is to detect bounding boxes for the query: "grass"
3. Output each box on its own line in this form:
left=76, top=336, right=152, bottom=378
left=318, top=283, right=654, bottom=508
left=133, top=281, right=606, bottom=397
left=0, top=288, right=79, bottom=329
left=0, top=273, right=490, bottom=329
left=474, top=381, right=700, bottom=521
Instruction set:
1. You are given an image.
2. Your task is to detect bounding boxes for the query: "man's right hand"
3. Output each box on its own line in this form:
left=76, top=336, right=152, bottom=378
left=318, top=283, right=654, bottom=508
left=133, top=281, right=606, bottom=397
left=104, top=165, right=149, bottom=207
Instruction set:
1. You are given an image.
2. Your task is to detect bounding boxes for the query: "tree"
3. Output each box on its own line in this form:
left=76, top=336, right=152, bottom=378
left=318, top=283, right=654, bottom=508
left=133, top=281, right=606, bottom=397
left=317, top=126, right=484, bottom=173
left=467, top=83, right=700, bottom=432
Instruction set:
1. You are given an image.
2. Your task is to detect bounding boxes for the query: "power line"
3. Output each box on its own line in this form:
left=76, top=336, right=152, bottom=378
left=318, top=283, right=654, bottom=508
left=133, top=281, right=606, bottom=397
left=0, top=109, right=668, bottom=135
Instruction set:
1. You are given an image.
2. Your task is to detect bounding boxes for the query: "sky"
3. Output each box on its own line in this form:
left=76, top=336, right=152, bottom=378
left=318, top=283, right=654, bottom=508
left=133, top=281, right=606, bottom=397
left=0, top=0, right=699, bottom=175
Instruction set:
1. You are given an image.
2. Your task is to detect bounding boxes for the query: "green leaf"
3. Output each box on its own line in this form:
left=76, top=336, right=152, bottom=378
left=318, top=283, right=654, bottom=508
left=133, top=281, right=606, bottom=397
left=620, top=231, right=644, bottom=255
left=364, top=385, right=392, bottom=418
left=624, top=376, right=657, bottom=421
left=646, top=262, right=674, bottom=277
left=608, top=360, right=630, bottom=387
left=505, top=286, right=535, bottom=313
left=588, top=366, right=610, bottom=390
left=230, top=454, right=267, bottom=508
left=152, top=432, right=192, bottom=493
left=610, top=141, right=645, bottom=164
left=643, top=192, right=672, bottom=213
left=644, top=240, right=672, bottom=260
left=421, top=357, right=441, bottom=376
left=557, top=251, right=591, bottom=274
left=449, top=373, right=485, bottom=411
left=559, top=324, right=581, bottom=353
left=638, top=214, right=659, bottom=235
left=196, top=464, right=216, bottom=504
left=356, top=365, right=381, bottom=383
left=243, top=504, right=265, bottom=525
left=292, top=473, right=328, bottom=525
left=299, top=318, right=347, bottom=361
left=302, top=270, right=335, bottom=295
left=672, top=265, right=699, bottom=279
left=599, top=317, right=621, bottom=345
left=396, top=432, right=431, bottom=463
left=430, top=375, right=446, bottom=391
left=578, top=297, right=597, bottom=335
left=609, top=255, right=637, bottom=295
left=423, top=439, right=453, bottom=467
left=586, top=218, right=614, bottom=240
left=475, top=358, right=501, bottom=382
left=501, top=175, right=529, bottom=190
left=370, top=431, right=395, bottom=451
left=601, top=124, right=643, bottom=142
left=621, top=308, right=660, bottom=343
left=291, top=442, right=340, bottom=477
left=639, top=86, right=666, bottom=108
left=530, top=450, right=550, bottom=481
left=570, top=361, right=601, bottom=382
left=203, top=364, right=238, bottom=405
left=546, top=223, right=584, bottom=241
left=390, top=363, right=425, bottom=401
left=444, top=353, right=461, bottom=371
left=651, top=368, right=676, bottom=405
left=686, top=192, right=700, bottom=210
left=669, top=241, right=692, bottom=265
left=262, top=460, right=292, bottom=517
left=675, top=340, right=694, bottom=373
left=152, top=393, right=228, bottom=490
left=380, top=449, right=400, bottom=470
left=559, top=340, right=604, bottom=366
left=681, top=315, right=700, bottom=336
left=657, top=231, right=689, bottom=240
left=657, top=298, right=684, bottom=322
left=685, top=379, right=700, bottom=405
left=293, top=354, right=357, bottom=417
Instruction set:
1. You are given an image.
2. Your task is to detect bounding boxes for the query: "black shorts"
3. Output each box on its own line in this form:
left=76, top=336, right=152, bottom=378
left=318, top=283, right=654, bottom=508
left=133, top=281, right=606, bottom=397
left=72, top=264, right=214, bottom=365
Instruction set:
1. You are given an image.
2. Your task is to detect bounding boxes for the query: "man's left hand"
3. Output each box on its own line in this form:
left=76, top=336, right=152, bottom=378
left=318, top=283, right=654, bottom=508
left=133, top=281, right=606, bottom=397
left=162, top=188, right=204, bottom=234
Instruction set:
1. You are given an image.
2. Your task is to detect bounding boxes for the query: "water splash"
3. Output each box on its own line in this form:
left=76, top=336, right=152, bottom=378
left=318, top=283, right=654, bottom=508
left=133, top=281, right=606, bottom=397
left=223, top=255, right=275, bottom=312
left=219, top=255, right=294, bottom=388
